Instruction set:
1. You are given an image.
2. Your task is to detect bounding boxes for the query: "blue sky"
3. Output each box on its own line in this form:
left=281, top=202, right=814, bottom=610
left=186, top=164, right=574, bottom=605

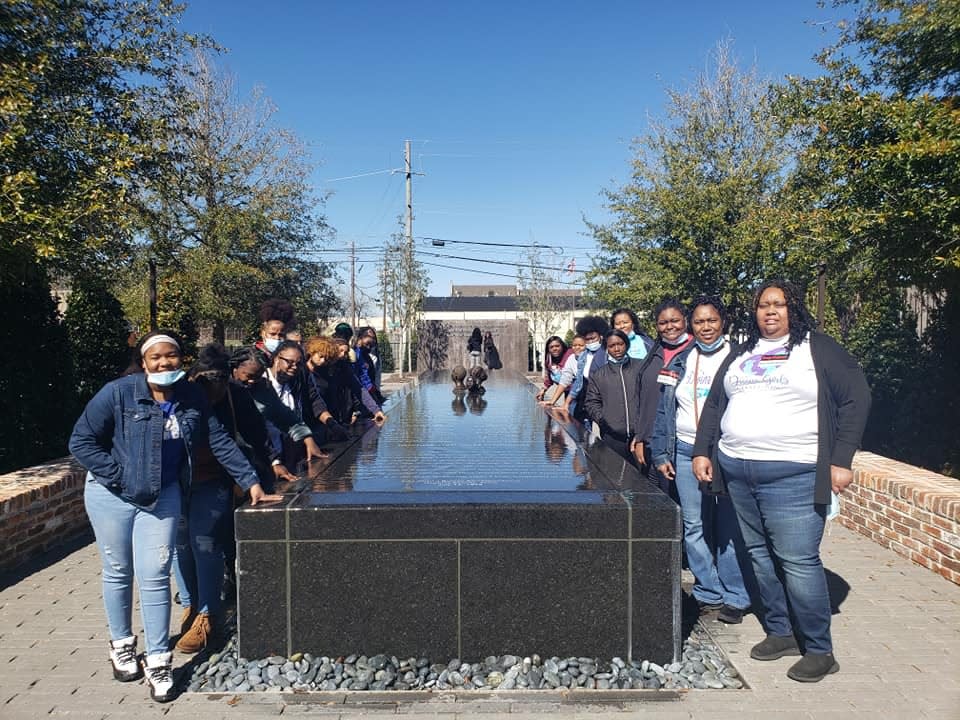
left=179, top=1, right=847, bottom=303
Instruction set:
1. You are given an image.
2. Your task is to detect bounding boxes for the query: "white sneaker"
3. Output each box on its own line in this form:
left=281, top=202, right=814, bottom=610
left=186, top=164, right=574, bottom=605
left=143, top=651, right=175, bottom=702
left=108, top=636, right=141, bottom=681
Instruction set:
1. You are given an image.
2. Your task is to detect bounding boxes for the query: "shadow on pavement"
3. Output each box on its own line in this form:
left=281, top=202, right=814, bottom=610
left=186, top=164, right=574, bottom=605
left=825, top=567, right=851, bottom=614
left=0, top=530, right=95, bottom=591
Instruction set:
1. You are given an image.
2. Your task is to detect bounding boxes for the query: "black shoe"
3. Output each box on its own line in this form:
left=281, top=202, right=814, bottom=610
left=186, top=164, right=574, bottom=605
left=717, top=605, right=745, bottom=624
left=750, top=634, right=801, bottom=661
left=787, top=653, right=839, bottom=682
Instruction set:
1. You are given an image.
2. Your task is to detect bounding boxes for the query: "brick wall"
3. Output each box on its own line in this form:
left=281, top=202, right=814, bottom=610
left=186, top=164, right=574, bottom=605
left=846, top=451, right=960, bottom=586
left=0, top=458, right=90, bottom=574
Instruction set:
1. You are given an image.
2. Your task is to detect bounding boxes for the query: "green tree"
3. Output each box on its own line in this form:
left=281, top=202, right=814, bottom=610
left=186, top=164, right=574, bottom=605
left=64, top=277, right=132, bottom=406
left=133, top=51, right=339, bottom=342
left=776, top=0, right=960, bottom=475
left=0, top=248, right=75, bottom=473
left=586, top=41, right=794, bottom=332
left=0, top=0, right=200, bottom=274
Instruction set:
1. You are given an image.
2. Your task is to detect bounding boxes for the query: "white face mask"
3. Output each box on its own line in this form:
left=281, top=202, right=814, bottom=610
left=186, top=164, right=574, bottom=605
left=586, top=341, right=602, bottom=352
left=264, top=338, right=281, bottom=353
left=147, top=369, right=185, bottom=387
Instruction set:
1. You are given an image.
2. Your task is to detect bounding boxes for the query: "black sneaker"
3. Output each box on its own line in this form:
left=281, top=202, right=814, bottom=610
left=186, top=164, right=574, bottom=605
left=750, top=634, right=801, bottom=661
left=787, top=653, right=839, bottom=682
left=718, top=605, right=745, bottom=624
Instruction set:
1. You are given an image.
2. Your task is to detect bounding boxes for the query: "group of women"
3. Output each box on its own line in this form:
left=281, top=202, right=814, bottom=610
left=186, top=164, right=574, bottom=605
left=536, top=280, right=871, bottom=684
left=69, top=299, right=388, bottom=703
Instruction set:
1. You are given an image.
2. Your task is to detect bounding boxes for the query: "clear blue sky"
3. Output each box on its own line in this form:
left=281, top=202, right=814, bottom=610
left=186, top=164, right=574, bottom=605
left=179, top=1, right=847, bottom=305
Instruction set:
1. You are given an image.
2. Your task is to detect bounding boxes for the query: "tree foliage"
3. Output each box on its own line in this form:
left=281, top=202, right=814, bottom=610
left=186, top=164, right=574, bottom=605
left=63, top=276, right=132, bottom=406
left=0, top=248, right=75, bottom=473
left=130, top=51, right=339, bottom=341
left=0, top=0, right=199, bottom=274
left=586, top=41, right=793, bottom=333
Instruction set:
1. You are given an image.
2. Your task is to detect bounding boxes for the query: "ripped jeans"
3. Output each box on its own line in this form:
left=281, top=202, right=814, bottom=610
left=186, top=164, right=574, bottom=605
left=84, top=477, right=181, bottom=657
left=174, top=481, right=231, bottom=617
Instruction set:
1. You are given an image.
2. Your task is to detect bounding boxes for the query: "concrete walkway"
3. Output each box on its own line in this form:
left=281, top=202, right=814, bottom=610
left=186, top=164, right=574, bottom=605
left=1, top=521, right=958, bottom=720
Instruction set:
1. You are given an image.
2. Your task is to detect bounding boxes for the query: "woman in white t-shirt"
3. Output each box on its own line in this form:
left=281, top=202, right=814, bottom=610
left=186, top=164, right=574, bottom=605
left=650, top=296, right=750, bottom=624
left=692, top=280, right=871, bottom=684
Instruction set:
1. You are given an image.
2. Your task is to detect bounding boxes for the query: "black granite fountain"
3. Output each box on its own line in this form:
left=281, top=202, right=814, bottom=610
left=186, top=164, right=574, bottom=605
left=234, top=372, right=681, bottom=664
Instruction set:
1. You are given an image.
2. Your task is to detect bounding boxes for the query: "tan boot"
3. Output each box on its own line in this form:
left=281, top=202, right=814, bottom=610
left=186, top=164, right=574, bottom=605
left=178, top=606, right=196, bottom=636
left=175, top=612, right=212, bottom=654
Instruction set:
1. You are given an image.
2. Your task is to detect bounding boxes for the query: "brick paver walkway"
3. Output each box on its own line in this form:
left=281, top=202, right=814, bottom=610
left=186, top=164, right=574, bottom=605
left=1, top=521, right=958, bottom=720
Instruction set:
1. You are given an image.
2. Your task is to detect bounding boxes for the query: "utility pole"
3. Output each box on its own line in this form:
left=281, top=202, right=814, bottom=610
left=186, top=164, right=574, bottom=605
left=404, top=139, right=414, bottom=376
left=349, top=238, right=356, bottom=328
left=381, top=250, right=388, bottom=334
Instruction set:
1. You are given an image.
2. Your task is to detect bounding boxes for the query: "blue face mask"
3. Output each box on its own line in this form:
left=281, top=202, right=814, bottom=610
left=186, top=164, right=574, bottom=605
left=147, top=369, right=185, bottom=387
left=664, top=332, right=689, bottom=347
left=695, top=337, right=726, bottom=353
left=264, top=338, right=281, bottom=353
left=607, top=353, right=627, bottom=365
left=586, top=341, right=601, bottom=352
left=627, top=331, right=636, bottom=340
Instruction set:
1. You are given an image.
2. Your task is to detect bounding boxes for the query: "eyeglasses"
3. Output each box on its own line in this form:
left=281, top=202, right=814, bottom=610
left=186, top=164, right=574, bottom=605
left=277, top=356, right=301, bottom=368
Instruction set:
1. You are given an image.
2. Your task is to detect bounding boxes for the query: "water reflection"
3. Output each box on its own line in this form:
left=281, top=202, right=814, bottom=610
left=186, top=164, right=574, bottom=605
left=296, top=373, right=662, bottom=499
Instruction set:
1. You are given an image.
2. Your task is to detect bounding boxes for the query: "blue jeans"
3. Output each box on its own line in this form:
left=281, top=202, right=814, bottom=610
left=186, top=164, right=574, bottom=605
left=84, top=478, right=181, bottom=657
left=674, top=441, right=750, bottom=609
left=174, top=481, right=231, bottom=616
left=718, top=452, right=832, bottom=655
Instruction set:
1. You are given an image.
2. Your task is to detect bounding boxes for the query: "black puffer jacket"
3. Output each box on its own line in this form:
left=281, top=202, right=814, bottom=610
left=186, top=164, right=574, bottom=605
left=583, top=358, right=642, bottom=443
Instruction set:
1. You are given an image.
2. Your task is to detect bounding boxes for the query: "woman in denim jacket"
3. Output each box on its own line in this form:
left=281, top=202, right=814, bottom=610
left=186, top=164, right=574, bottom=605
left=650, top=297, right=750, bottom=624
left=69, top=331, right=272, bottom=703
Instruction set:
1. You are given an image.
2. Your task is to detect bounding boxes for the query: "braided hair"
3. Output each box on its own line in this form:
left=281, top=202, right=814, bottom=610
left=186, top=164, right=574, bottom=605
left=743, top=279, right=814, bottom=353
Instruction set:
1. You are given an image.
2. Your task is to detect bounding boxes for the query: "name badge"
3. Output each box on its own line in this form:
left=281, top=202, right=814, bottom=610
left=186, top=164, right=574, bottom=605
left=657, top=369, right=680, bottom=386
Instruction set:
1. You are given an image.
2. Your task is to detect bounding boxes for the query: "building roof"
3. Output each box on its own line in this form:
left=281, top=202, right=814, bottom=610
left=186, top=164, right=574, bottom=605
left=423, top=296, right=520, bottom=312
left=422, top=295, right=583, bottom=312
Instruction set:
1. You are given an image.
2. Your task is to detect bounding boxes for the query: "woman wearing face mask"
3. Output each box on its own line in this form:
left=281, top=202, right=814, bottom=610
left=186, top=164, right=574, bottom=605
left=174, top=344, right=280, bottom=655
left=650, top=297, right=751, bottom=623
left=692, top=280, right=870, bottom=683
left=636, top=299, right=695, bottom=488
left=69, top=331, right=264, bottom=703
left=535, top=336, right=577, bottom=407
left=583, top=329, right=644, bottom=466
left=610, top=307, right=654, bottom=361
left=568, top=316, right=610, bottom=423
left=253, top=298, right=295, bottom=363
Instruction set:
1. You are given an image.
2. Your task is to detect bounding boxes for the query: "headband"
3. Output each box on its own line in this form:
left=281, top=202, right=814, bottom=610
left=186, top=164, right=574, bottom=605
left=140, top=334, right=181, bottom=356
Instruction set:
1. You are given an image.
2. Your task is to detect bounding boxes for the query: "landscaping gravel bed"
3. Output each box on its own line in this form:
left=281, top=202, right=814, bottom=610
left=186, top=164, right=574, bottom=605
left=184, top=624, right=742, bottom=693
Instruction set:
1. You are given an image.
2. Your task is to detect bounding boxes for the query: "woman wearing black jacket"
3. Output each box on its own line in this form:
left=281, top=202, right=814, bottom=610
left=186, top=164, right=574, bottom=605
left=583, top=329, right=644, bottom=467
left=692, top=280, right=870, bottom=684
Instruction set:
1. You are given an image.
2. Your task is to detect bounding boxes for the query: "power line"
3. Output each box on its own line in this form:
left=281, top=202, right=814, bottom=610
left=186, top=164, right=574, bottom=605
left=417, top=260, right=583, bottom=286
left=418, top=235, right=595, bottom=251
left=415, top=249, right=587, bottom=274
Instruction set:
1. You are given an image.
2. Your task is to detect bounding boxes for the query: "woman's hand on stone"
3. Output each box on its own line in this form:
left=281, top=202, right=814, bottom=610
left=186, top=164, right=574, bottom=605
left=692, top=456, right=713, bottom=483
left=830, top=465, right=854, bottom=494
left=248, top=483, right=283, bottom=506
left=658, top=461, right=676, bottom=481
left=303, top=436, right=329, bottom=460
left=273, top=463, right=297, bottom=482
